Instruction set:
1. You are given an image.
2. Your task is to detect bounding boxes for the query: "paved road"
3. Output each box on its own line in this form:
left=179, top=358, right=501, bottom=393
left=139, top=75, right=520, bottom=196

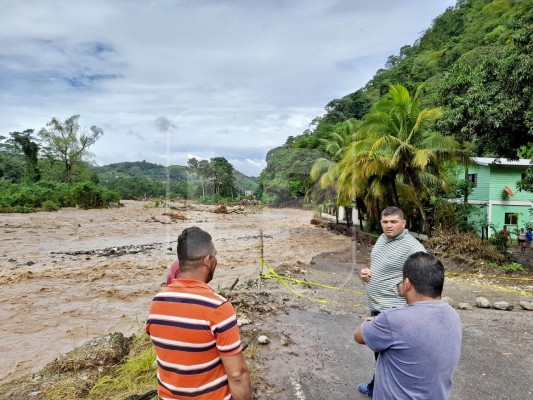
left=254, top=253, right=533, bottom=400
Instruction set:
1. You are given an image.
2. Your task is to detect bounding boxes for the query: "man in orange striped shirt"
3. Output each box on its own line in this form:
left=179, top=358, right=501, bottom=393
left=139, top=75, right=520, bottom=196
left=147, top=227, right=251, bottom=400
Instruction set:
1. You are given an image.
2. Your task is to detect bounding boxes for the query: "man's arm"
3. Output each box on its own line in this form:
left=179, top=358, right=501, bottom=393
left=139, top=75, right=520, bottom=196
left=354, top=317, right=374, bottom=344
left=354, top=323, right=366, bottom=344
left=220, top=352, right=251, bottom=400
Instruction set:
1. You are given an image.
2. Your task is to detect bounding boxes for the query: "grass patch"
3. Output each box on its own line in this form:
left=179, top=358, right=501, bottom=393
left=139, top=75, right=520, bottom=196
left=43, top=377, right=90, bottom=400
left=488, top=262, right=525, bottom=273
left=87, top=333, right=156, bottom=400
left=244, top=342, right=261, bottom=388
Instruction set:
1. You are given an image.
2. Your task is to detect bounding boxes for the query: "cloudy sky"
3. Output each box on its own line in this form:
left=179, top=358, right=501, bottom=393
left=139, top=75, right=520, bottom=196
left=0, top=0, right=456, bottom=176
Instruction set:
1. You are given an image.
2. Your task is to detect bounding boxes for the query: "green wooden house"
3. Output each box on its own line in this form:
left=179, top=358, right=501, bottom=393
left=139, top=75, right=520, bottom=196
left=460, top=157, right=532, bottom=237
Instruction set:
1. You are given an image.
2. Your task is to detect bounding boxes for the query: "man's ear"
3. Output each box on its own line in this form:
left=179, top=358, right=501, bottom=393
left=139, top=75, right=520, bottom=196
left=403, top=277, right=412, bottom=292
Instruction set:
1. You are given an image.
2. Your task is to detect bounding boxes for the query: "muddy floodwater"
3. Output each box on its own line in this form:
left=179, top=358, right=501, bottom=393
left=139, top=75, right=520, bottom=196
left=0, top=201, right=348, bottom=383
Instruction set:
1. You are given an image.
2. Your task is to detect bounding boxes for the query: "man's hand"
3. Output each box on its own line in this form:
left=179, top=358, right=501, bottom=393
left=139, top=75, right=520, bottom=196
left=360, top=267, right=371, bottom=283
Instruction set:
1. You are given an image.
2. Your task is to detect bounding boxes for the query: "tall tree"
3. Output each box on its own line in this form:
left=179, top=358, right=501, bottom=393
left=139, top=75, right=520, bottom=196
left=339, top=84, right=462, bottom=233
left=187, top=158, right=213, bottom=196
left=210, top=157, right=236, bottom=197
left=310, top=120, right=357, bottom=220
left=8, top=130, right=41, bottom=182
left=39, top=115, right=103, bottom=183
left=0, top=135, right=24, bottom=182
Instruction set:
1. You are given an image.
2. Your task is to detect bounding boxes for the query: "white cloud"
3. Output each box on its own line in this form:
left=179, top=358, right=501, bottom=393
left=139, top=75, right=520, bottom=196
left=0, top=0, right=456, bottom=176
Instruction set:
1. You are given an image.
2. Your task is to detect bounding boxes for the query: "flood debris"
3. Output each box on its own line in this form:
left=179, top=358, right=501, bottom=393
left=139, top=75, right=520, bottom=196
left=161, top=212, right=188, bottom=220
left=145, top=215, right=172, bottom=224
left=213, top=205, right=246, bottom=214
left=213, top=205, right=228, bottom=213
left=275, top=261, right=308, bottom=277
left=0, top=333, right=132, bottom=399
left=50, top=242, right=166, bottom=257
left=44, top=333, right=131, bottom=374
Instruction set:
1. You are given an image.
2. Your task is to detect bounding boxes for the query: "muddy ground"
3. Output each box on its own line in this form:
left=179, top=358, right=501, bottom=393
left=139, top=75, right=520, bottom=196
left=1, top=200, right=532, bottom=399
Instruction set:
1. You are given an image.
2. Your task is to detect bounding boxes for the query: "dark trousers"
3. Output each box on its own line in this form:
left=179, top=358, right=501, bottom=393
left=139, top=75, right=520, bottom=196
left=368, top=310, right=381, bottom=389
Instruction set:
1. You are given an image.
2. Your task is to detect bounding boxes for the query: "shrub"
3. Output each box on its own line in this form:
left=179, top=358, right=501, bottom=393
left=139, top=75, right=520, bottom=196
left=500, top=262, right=525, bottom=273
left=196, top=194, right=223, bottom=204
left=41, top=200, right=61, bottom=212
left=0, top=180, right=119, bottom=212
left=488, top=235, right=509, bottom=254
left=70, top=182, right=120, bottom=209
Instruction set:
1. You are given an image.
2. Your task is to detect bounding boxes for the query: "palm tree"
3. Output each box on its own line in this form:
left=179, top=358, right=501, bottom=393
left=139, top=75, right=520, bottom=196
left=310, top=120, right=357, bottom=223
left=338, top=84, right=462, bottom=233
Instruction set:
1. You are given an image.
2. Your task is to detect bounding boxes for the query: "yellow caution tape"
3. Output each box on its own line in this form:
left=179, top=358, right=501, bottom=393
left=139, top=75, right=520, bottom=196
left=260, top=261, right=329, bottom=304
left=260, top=259, right=533, bottom=299
left=260, top=259, right=364, bottom=294
left=465, top=281, right=533, bottom=297
left=445, top=272, right=533, bottom=281
left=446, top=273, right=533, bottom=296
left=260, top=258, right=533, bottom=302
left=259, top=259, right=366, bottom=305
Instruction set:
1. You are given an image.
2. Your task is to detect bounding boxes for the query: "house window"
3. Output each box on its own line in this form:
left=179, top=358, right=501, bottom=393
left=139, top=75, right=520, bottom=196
left=504, top=213, right=518, bottom=225
left=468, top=173, right=477, bottom=188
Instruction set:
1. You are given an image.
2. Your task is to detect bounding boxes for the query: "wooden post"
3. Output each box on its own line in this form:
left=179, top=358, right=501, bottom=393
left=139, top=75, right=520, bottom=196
left=258, top=229, right=264, bottom=289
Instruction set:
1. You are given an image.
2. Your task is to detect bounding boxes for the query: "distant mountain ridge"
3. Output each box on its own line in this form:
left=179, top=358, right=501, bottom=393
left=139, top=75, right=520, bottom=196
left=93, top=160, right=259, bottom=193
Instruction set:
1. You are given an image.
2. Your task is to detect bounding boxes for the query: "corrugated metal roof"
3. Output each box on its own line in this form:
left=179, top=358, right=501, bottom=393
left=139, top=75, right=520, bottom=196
left=471, top=157, right=532, bottom=167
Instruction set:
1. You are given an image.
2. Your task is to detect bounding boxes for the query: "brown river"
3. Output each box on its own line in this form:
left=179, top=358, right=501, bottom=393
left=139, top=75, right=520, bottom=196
left=0, top=200, right=348, bottom=383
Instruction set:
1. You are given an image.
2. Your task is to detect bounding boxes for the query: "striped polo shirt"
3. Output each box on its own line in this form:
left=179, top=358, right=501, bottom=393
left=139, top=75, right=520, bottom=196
left=146, top=279, right=242, bottom=400
left=366, top=230, right=426, bottom=312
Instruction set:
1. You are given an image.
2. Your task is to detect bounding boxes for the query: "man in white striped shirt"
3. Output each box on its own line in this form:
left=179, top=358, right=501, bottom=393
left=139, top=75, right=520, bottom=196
left=358, top=207, right=426, bottom=397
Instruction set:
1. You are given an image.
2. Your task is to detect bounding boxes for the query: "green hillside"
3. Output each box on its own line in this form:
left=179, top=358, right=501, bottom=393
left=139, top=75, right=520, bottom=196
left=259, top=0, right=532, bottom=213
left=95, top=161, right=189, bottom=182
left=94, top=160, right=258, bottom=200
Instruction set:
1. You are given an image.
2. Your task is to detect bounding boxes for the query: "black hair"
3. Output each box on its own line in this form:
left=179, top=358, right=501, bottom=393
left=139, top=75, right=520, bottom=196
left=177, top=227, right=213, bottom=267
left=403, top=252, right=444, bottom=297
left=381, top=206, right=405, bottom=220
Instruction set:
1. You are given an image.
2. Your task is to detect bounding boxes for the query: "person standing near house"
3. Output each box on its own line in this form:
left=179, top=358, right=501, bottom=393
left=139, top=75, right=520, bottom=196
left=354, top=252, right=462, bottom=400
left=147, top=227, right=251, bottom=400
left=499, top=226, right=510, bottom=243
left=518, top=228, right=527, bottom=251
left=526, top=228, right=533, bottom=249
left=357, top=206, right=426, bottom=397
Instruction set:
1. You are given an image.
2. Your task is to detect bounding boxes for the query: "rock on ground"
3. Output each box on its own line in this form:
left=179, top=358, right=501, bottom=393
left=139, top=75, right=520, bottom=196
left=475, top=296, right=491, bottom=308
left=457, top=303, right=473, bottom=310
left=492, top=301, right=513, bottom=311
left=442, top=296, right=454, bottom=307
